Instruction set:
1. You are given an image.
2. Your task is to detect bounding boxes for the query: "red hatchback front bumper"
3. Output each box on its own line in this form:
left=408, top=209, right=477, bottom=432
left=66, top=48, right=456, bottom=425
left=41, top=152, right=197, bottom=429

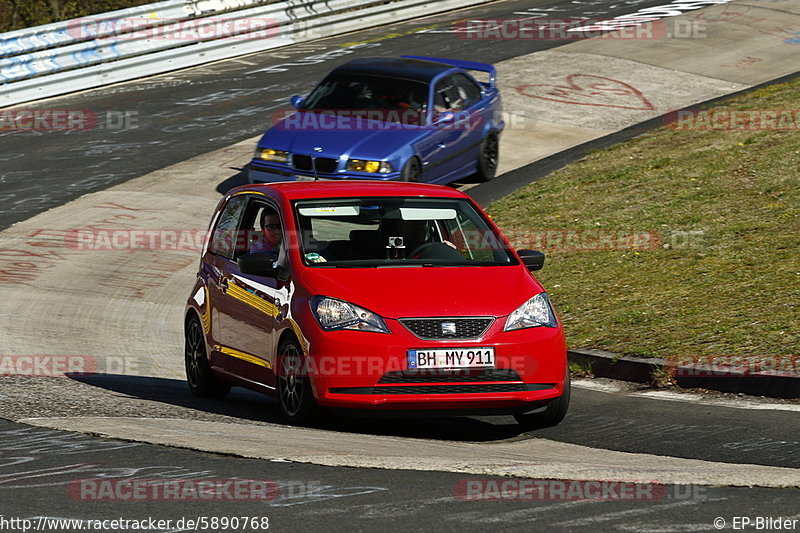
left=300, top=316, right=567, bottom=413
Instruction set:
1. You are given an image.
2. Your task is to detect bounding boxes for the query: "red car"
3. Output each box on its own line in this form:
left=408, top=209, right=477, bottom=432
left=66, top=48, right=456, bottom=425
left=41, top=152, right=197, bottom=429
left=185, top=181, right=569, bottom=429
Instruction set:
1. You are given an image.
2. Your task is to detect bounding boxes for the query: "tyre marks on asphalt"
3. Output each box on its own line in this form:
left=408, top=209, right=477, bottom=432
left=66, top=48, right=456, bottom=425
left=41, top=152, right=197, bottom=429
left=0, top=423, right=387, bottom=506
left=286, top=483, right=800, bottom=532
left=535, top=409, right=800, bottom=469
left=5, top=417, right=796, bottom=532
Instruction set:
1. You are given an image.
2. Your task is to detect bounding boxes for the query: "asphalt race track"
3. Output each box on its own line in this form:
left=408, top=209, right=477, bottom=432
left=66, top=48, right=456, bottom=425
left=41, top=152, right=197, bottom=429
left=0, top=0, right=799, bottom=530
left=0, top=415, right=798, bottom=533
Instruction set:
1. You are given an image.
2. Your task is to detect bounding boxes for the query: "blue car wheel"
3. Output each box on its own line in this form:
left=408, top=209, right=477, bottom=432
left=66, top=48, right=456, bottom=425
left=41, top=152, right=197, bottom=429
left=475, top=133, right=499, bottom=182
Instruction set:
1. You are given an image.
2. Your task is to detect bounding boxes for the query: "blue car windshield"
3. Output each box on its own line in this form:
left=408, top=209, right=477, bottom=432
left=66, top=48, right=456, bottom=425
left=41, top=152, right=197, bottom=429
left=302, top=74, right=428, bottom=116
left=293, top=197, right=517, bottom=267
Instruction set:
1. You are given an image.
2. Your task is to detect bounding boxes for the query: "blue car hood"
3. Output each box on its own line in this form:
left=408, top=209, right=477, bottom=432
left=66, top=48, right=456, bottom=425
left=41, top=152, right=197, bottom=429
left=259, top=111, right=427, bottom=158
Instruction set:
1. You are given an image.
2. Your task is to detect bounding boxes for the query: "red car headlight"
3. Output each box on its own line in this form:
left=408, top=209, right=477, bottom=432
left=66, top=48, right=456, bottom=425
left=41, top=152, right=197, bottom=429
left=504, top=292, right=557, bottom=331
left=310, top=296, right=390, bottom=333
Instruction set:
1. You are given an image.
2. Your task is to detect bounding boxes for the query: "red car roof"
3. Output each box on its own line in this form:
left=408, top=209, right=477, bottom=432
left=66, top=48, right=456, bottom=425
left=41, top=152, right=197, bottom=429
left=230, top=181, right=469, bottom=201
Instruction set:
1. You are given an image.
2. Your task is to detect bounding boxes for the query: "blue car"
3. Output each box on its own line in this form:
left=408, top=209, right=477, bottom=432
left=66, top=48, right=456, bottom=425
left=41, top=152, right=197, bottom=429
left=248, top=56, right=503, bottom=184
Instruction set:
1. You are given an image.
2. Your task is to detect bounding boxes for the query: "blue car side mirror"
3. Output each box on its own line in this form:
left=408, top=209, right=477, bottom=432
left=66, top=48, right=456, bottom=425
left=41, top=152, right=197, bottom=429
left=290, top=95, right=304, bottom=109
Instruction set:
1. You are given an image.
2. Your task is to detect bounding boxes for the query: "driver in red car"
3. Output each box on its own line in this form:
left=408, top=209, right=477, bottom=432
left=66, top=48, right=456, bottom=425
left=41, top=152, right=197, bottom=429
left=250, top=208, right=282, bottom=259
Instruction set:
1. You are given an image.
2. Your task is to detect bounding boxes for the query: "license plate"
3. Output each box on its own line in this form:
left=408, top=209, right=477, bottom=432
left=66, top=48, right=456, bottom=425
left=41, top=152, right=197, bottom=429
left=407, top=348, right=495, bottom=370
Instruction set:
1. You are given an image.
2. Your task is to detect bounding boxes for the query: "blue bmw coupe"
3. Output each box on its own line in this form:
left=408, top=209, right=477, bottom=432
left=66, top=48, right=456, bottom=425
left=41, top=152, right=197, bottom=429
left=248, top=56, right=503, bottom=184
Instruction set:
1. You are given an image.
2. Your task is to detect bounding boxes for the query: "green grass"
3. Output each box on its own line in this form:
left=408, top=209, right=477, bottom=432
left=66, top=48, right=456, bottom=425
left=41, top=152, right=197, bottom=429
left=488, top=78, right=800, bottom=360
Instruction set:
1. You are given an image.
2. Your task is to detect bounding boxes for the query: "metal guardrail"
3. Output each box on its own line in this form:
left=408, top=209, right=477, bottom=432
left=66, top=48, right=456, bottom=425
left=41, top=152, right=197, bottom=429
left=0, top=0, right=493, bottom=108
left=0, top=0, right=189, bottom=58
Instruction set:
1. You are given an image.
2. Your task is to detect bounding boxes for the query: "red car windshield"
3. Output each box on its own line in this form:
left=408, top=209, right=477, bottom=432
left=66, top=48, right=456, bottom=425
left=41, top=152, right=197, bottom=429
left=293, top=197, right=516, bottom=267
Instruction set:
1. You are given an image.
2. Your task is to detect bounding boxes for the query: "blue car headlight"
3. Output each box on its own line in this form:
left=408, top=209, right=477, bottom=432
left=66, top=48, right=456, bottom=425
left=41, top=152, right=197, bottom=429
left=254, top=147, right=289, bottom=164
left=346, top=159, right=393, bottom=173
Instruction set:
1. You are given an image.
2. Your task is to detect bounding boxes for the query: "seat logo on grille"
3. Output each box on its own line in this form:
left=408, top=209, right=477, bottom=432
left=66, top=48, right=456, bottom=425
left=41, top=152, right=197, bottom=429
left=313, top=146, right=323, bottom=153
left=441, top=322, right=457, bottom=335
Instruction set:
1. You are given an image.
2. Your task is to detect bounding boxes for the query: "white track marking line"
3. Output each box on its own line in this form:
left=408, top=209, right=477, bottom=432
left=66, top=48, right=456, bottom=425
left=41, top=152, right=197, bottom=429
left=572, top=379, right=626, bottom=393
left=573, top=379, right=800, bottom=412
left=631, top=391, right=800, bottom=412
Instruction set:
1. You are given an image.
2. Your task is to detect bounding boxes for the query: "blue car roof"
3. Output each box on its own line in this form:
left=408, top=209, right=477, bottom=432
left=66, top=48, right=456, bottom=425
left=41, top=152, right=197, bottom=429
left=330, top=57, right=455, bottom=83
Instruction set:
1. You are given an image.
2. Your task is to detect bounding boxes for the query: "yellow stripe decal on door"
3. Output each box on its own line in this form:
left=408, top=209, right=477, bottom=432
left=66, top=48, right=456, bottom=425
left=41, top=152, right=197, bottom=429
left=214, top=344, right=271, bottom=369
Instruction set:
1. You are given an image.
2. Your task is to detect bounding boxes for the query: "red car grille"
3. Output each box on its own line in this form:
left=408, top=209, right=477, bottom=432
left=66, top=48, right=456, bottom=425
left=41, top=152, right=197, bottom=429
left=373, top=384, right=525, bottom=394
left=399, top=317, right=494, bottom=340
left=378, top=369, right=521, bottom=384
left=329, top=383, right=554, bottom=395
